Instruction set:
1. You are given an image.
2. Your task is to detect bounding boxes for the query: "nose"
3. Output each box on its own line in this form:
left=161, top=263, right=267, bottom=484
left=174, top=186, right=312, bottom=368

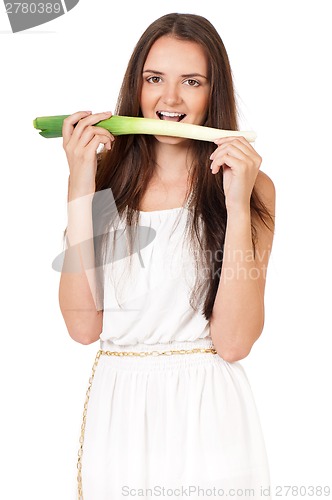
left=161, top=82, right=182, bottom=106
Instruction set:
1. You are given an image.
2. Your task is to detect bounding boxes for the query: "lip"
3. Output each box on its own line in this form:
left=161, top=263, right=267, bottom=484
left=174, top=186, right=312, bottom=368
left=156, top=110, right=187, bottom=121
left=157, top=110, right=186, bottom=115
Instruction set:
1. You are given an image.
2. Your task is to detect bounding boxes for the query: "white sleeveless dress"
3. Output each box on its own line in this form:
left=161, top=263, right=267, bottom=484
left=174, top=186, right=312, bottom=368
left=80, top=206, right=271, bottom=500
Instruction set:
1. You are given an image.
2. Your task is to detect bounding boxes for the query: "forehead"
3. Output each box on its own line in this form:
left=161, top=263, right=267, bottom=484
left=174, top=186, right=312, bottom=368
left=143, top=36, right=208, bottom=74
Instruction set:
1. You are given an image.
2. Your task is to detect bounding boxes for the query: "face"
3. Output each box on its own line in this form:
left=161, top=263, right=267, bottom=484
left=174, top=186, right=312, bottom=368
left=140, top=36, right=210, bottom=144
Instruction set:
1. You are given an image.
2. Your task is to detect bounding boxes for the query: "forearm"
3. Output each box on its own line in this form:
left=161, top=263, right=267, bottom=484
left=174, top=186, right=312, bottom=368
left=210, top=207, right=264, bottom=361
left=58, top=190, right=103, bottom=344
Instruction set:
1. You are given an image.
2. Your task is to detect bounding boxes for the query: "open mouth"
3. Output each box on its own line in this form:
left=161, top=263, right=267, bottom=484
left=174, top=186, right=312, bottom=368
left=156, top=111, right=186, bottom=122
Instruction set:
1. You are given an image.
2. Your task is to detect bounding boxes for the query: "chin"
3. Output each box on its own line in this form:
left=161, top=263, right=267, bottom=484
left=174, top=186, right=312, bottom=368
left=154, top=135, right=189, bottom=145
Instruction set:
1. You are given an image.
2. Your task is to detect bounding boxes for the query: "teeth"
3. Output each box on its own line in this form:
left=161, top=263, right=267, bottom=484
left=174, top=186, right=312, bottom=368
left=158, top=111, right=184, bottom=117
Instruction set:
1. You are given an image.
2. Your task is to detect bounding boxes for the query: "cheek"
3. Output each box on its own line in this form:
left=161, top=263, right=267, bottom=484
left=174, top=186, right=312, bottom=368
left=189, top=89, right=209, bottom=110
left=140, top=83, right=147, bottom=100
left=140, top=86, right=154, bottom=112
left=140, top=89, right=146, bottom=109
left=193, top=102, right=208, bottom=120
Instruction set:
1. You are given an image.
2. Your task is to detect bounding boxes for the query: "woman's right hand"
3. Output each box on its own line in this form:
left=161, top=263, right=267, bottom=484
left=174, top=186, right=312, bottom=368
left=62, top=111, right=114, bottom=199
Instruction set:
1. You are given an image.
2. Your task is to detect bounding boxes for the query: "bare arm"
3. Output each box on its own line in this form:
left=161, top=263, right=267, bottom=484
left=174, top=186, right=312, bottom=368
left=59, top=186, right=103, bottom=345
left=210, top=171, right=275, bottom=361
left=58, top=111, right=114, bottom=344
left=208, top=136, right=275, bottom=362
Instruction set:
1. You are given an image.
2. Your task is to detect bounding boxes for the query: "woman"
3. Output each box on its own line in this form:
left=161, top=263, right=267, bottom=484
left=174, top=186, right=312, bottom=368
left=59, top=12, right=275, bottom=500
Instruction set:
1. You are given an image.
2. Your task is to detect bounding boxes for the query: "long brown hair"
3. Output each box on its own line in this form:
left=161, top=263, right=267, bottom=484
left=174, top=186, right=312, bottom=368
left=90, top=13, right=274, bottom=319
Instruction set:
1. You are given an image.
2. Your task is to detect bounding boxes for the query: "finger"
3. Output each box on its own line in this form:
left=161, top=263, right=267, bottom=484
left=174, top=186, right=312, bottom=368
left=62, top=111, right=92, bottom=147
left=85, top=134, right=112, bottom=158
left=63, top=111, right=113, bottom=148
left=214, top=136, right=257, bottom=154
left=80, top=126, right=115, bottom=148
left=72, top=112, right=113, bottom=141
left=214, top=135, right=248, bottom=145
left=211, top=139, right=253, bottom=159
left=210, top=153, right=243, bottom=173
left=210, top=144, right=249, bottom=164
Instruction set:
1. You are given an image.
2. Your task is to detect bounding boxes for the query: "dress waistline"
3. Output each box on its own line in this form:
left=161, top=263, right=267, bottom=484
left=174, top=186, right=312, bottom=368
left=99, top=336, right=216, bottom=356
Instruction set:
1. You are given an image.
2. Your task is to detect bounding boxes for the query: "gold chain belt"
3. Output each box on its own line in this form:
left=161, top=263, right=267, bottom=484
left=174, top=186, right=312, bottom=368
left=77, top=346, right=217, bottom=499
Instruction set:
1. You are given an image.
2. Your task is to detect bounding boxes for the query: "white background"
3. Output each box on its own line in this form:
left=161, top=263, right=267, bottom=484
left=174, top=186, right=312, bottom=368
left=0, top=0, right=331, bottom=498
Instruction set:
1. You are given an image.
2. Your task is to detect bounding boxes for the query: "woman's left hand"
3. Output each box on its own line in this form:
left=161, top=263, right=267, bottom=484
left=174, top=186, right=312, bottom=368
left=209, top=136, right=262, bottom=210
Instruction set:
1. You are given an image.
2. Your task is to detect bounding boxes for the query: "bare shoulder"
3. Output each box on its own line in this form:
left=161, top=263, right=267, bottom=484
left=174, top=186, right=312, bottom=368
left=254, top=170, right=276, bottom=215
left=255, top=170, right=276, bottom=198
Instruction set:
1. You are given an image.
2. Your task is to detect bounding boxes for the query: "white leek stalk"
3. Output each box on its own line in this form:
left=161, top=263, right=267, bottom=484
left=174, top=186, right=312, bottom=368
left=33, top=115, right=256, bottom=142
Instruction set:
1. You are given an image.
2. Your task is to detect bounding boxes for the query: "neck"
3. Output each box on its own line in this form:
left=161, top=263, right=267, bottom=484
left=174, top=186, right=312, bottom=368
left=153, top=141, right=192, bottom=184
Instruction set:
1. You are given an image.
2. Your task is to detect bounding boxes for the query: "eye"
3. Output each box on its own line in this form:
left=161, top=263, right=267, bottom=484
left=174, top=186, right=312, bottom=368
left=146, top=76, right=162, bottom=84
left=184, top=79, right=200, bottom=87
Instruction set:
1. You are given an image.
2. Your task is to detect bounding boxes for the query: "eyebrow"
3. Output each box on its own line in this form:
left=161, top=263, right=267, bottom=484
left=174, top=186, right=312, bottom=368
left=142, top=70, right=208, bottom=80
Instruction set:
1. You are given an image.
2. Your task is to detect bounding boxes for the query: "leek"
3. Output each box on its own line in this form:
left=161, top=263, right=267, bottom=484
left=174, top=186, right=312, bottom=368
left=33, top=114, right=257, bottom=142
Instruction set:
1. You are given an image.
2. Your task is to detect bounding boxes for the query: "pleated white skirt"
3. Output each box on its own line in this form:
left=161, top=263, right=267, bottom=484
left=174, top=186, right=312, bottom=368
left=79, top=337, right=271, bottom=499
